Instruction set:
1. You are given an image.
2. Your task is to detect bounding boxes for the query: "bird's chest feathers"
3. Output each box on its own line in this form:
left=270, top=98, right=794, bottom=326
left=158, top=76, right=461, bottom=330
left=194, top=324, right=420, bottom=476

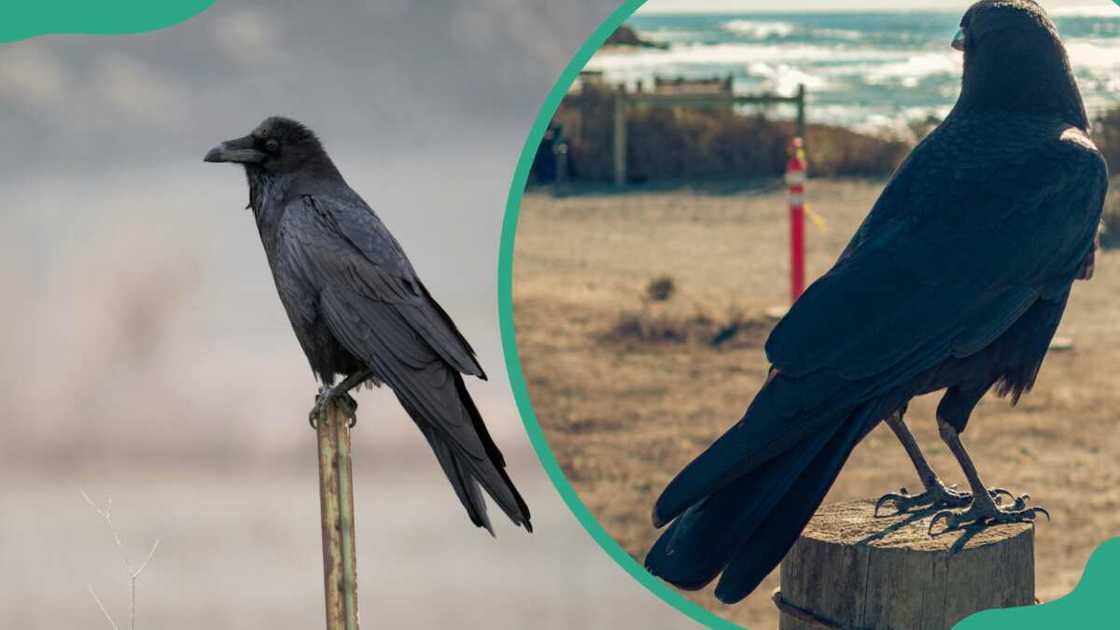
left=248, top=179, right=322, bottom=329
left=249, top=175, right=292, bottom=251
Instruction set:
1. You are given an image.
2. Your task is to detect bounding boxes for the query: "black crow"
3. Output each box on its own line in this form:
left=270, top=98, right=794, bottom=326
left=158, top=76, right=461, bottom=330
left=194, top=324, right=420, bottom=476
left=204, top=117, right=531, bottom=534
left=646, top=0, right=1107, bottom=603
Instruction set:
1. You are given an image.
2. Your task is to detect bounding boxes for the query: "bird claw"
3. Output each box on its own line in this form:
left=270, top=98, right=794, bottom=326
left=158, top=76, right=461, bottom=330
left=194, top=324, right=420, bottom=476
left=874, top=490, right=907, bottom=517
left=928, top=509, right=959, bottom=536
left=877, top=481, right=1028, bottom=519
left=308, top=385, right=330, bottom=429
left=874, top=482, right=971, bottom=517
left=988, top=487, right=1018, bottom=505
left=308, top=386, right=358, bottom=430
left=927, top=493, right=1049, bottom=536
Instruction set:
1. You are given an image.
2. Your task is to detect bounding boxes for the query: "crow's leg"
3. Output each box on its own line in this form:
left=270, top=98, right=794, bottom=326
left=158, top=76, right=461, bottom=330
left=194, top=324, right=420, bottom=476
left=876, top=408, right=1015, bottom=516
left=928, top=415, right=1049, bottom=534
left=309, top=370, right=373, bottom=429
left=875, top=408, right=974, bottom=516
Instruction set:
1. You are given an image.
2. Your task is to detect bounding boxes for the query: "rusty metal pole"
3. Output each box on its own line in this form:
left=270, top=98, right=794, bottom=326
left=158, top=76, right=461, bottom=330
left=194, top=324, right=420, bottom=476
left=317, top=399, right=360, bottom=630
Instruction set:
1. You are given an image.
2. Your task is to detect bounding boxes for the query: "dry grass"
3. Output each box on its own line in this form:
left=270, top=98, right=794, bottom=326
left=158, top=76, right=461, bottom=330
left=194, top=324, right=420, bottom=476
left=81, top=490, right=161, bottom=630
left=605, top=299, right=771, bottom=348
left=1095, top=108, right=1120, bottom=170
left=513, top=180, right=1120, bottom=629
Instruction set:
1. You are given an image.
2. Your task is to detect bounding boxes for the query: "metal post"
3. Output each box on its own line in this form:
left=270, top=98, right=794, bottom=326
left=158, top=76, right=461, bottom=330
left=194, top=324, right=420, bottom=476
left=790, top=206, right=805, bottom=303
left=613, top=87, right=627, bottom=186
left=787, top=138, right=807, bottom=303
left=317, top=400, right=360, bottom=630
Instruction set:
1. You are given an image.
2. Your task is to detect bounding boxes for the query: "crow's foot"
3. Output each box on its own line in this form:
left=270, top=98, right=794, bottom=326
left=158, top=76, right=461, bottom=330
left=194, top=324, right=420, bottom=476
left=928, top=491, right=1049, bottom=535
left=875, top=481, right=970, bottom=516
left=875, top=481, right=1017, bottom=517
left=308, top=385, right=359, bottom=429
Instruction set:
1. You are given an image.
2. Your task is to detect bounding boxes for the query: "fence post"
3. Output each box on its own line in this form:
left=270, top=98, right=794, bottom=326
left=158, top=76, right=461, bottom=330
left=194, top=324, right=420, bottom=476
left=613, top=87, right=627, bottom=186
left=795, top=83, right=807, bottom=155
left=775, top=500, right=1034, bottom=630
left=317, top=399, right=360, bottom=630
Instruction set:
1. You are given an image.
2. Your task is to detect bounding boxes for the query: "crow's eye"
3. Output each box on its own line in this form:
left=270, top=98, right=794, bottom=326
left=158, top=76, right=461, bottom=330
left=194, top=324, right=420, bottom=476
left=265, top=139, right=280, bottom=152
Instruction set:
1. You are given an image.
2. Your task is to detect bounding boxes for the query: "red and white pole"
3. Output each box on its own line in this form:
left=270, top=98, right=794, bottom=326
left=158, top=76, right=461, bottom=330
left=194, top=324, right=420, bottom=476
left=786, top=137, right=807, bottom=303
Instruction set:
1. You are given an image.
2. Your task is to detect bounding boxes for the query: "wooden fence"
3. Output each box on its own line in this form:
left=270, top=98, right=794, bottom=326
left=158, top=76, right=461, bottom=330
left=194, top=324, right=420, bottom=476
left=609, top=83, right=807, bottom=186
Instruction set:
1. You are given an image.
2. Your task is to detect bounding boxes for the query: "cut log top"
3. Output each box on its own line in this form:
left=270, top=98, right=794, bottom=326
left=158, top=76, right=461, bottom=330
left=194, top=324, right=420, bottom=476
left=801, top=499, right=1032, bottom=552
left=778, top=500, right=1035, bottom=630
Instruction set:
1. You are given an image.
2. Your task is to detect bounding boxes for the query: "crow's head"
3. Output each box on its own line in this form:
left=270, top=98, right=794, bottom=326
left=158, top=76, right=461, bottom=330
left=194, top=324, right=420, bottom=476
left=953, top=0, right=1088, bottom=128
left=204, top=116, right=333, bottom=175
left=954, top=0, right=1058, bottom=56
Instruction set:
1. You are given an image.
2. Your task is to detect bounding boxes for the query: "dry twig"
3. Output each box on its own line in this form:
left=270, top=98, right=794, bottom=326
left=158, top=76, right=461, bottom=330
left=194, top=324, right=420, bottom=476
left=81, top=489, right=161, bottom=630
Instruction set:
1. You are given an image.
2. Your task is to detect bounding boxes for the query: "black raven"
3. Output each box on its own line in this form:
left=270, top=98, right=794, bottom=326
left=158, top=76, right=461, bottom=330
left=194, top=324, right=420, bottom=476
left=646, top=0, right=1107, bottom=603
left=204, top=117, right=531, bottom=534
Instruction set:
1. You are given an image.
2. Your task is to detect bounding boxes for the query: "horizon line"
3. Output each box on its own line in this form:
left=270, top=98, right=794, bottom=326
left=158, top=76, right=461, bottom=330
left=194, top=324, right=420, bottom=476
left=637, top=4, right=1118, bottom=16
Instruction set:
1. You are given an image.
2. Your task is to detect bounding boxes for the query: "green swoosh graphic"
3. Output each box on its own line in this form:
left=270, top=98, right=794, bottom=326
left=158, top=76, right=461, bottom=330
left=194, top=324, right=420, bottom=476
left=956, top=537, right=1120, bottom=629
left=1, top=1, right=215, bottom=44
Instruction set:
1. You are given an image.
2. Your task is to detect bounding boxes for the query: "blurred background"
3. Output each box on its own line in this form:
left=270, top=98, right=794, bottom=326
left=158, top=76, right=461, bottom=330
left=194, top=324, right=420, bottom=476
left=515, top=0, right=1120, bottom=628
left=531, top=0, right=1120, bottom=185
left=0, top=1, right=701, bottom=628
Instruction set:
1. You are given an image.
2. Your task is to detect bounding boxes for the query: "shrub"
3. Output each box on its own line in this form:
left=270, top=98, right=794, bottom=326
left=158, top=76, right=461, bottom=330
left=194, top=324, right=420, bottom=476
left=1095, top=106, right=1120, bottom=170
left=541, top=83, right=912, bottom=184
left=645, top=276, right=676, bottom=302
left=1093, top=108, right=1119, bottom=249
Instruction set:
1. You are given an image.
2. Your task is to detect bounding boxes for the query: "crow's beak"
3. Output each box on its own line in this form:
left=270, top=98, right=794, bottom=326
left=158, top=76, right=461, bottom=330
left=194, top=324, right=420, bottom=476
left=951, top=29, right=966, bottom=52
left=204, top=134, right=266, bottom=164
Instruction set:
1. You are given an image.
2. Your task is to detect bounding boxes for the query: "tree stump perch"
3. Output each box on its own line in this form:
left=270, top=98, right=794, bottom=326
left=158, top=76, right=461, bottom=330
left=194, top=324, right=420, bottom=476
left=776, top=499, right=1034, bottom=630
left=317, top=399, right=360, bottom=630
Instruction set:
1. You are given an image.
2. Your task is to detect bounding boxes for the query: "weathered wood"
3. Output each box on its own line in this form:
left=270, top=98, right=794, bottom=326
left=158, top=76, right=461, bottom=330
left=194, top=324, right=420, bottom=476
left=777, top=499, right=1034, bottom=630
left=317, top=400, right=360, bottom=630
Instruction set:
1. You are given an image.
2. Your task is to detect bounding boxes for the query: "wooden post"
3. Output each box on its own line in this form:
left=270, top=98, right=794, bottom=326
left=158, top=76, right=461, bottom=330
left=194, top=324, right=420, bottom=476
left=317, top=399, right=360, bottom=630
left=776, top=500, right=1034, bottom=630
left=613, top=87, right=627, bottom=187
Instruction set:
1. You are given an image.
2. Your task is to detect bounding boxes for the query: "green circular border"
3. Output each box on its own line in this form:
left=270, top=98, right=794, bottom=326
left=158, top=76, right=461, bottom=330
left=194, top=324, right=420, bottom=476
left=496, top=1, right=741, bottom=627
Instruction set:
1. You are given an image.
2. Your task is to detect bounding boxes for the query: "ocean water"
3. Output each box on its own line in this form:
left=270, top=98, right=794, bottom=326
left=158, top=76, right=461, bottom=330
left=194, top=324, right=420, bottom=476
left=587, top=7, right=1120, bottom=133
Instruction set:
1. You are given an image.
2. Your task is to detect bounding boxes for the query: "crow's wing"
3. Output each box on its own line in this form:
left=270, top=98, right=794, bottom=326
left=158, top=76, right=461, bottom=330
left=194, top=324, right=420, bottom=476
left=649, top=123, right=1106, bottom=532
left=767, top=123, right=1106, bottom=385
left=292, top=191, right=485, bottom=380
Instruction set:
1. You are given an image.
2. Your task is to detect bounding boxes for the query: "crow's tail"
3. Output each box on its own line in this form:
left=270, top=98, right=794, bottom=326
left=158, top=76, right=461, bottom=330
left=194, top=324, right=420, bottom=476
left=406, top=374, right=532, bottom=534
left=645, top=383, right=877, bottom=602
